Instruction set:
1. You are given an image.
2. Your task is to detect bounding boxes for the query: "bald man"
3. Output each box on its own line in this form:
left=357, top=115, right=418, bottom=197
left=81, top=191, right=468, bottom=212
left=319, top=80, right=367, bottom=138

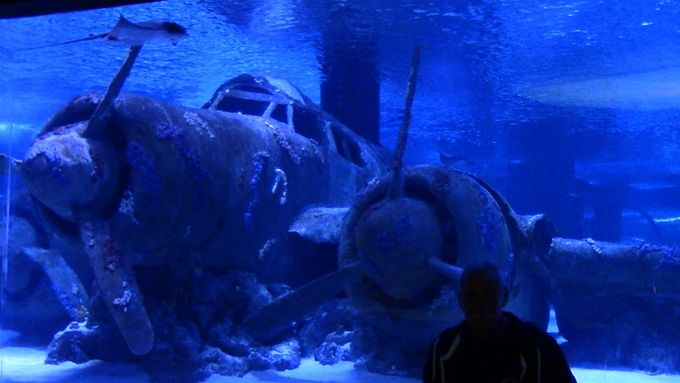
left=423, top=262, right=576, bottom=383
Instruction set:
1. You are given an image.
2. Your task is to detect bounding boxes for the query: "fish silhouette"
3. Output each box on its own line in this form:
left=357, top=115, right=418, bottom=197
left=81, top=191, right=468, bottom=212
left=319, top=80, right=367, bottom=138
left=22, top=14, right=186, bottom=50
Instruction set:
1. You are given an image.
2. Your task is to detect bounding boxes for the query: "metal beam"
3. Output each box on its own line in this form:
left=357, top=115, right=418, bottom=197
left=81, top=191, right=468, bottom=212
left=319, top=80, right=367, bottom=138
left=0, top=0, right=161, bottom=19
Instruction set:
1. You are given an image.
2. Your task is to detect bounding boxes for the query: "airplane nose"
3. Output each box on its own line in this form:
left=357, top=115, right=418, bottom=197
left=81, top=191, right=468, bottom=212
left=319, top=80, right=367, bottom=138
left=21, top=125, right=119, bottom=221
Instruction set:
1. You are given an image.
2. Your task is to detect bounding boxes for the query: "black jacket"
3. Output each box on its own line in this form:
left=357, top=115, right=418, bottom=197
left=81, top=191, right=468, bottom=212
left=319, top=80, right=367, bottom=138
left=422, top=312, right=577, bottom=383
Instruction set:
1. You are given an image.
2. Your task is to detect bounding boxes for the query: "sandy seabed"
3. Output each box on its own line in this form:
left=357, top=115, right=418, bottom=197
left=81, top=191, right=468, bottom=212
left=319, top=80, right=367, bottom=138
left=1, top=346, right=679, bottom=383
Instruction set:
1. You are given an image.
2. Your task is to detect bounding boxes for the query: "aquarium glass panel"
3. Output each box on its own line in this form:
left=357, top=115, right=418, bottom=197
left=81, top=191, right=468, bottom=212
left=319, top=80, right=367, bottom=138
left=1, top=0, right=679, bottom=382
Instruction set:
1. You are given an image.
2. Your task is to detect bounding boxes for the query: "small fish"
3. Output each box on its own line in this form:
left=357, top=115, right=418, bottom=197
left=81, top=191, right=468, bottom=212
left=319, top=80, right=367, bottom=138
left=439, top=151, right=475, bottom=169
left=22, top=14, right=186, bottom=51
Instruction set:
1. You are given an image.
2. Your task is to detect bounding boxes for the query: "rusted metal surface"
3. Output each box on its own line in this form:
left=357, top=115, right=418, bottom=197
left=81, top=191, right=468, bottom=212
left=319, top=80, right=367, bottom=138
left=16, top=75, right=388, bottom=355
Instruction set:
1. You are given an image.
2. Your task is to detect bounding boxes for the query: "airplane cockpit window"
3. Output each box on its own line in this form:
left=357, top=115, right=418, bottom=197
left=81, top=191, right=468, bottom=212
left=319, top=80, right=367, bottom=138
left=330, top=123, right=365, bottom=167
left=210, top=85, right=280, bottom=117
left=269, top=103, right=288, bottom=124
left=291, top=105, right=325, bottom=144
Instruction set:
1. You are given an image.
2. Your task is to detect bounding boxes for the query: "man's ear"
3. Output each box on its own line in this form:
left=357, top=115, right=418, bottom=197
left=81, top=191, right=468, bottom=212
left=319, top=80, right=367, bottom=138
left=501, top=287, right=509, bottom=307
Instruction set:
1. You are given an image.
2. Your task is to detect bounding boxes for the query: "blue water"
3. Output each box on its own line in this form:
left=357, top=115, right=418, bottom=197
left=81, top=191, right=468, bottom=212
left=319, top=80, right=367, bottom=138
left=1, top=0, right=679, bottom=170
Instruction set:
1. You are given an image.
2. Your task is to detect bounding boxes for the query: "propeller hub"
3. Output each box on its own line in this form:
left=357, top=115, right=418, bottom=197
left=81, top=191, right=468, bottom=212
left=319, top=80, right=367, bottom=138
left=22, top=125, right=119, bottom=221
left=354, top=197, right=442, bottom=301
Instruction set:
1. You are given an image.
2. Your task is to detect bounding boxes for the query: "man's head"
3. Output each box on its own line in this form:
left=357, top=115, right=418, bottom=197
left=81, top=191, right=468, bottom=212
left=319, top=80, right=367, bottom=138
left=458, top=262, right=509, bottom=338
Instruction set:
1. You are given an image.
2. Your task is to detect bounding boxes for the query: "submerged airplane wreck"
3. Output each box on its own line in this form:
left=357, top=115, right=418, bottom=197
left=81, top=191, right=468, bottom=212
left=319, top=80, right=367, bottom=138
left=5, top=70, right=387, bottom=351
left=3, top=65, right=680, bottom=380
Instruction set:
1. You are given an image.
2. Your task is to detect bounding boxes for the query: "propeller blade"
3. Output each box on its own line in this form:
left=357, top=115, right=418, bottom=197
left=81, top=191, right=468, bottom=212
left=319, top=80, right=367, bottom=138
left=427, top=256, right=462, bottom=283
left=21, top=246, right=90, bottom=321
left=83, top=45, right=142, bottom=138
left=242, top=262, right=362, bottom=342
left=79, top=219, right=153, bottom=355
